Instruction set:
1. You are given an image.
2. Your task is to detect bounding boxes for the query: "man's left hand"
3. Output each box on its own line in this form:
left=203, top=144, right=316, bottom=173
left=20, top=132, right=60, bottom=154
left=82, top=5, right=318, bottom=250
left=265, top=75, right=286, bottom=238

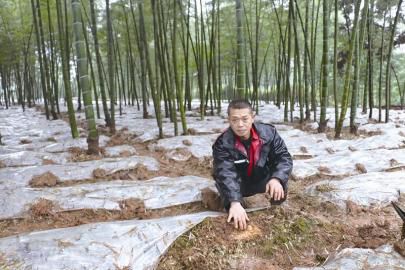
left=265, top=178, right=284, bottom=200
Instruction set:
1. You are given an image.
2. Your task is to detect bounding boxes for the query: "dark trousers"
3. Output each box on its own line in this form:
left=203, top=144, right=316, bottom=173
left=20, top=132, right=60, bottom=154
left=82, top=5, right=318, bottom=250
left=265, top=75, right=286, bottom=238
left=215, top=180, right=287, bottom=212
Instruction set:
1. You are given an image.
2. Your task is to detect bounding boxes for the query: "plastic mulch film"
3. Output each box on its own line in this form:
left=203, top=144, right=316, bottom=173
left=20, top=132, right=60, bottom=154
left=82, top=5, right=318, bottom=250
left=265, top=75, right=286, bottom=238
left=0, top=176, right=216, bottom=219
left=0, top=211, right=222, bottom=270
left=293, top=245, right=405, bottom=270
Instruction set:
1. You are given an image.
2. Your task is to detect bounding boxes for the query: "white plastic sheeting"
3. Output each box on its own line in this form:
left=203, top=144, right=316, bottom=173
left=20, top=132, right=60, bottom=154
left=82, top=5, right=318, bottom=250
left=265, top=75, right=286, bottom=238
left=0, top=107, right=112, bottom=153
left=292, top=148, right=405, bottom=179
left=0, top=107, right=70, bottom=146
left=282, top=130, right=334, bottom=157
left=332, top=128, right=405, bottom=151
left=146, top=118, right=404, bottom=166
left=288, top=107, right=405, bottom=130
left=306, top=171, right=405, bottom=208
left=42, top=135, right=110, bottom=153
left=149, top=134, right=219, bottom=160
left=0, top=141, right=57, bottom=154
left=104, top=145, right=137, bottom=157
left=0, top=151, right=70, bottom=167
left=0, top=107, right=112, bottom=171
left=283, top=124, right=405, bottom=158
left=358, top=121, right=398, bottom=134
left=0, top=212, right=222, bottom=270
left=0, top=156, right=159, bottom=189
left=116, top=116, right=223, bottom=142
left=185, top=116, right=227, bottom=134
left=1, top=104, right=405, bottom=269
left=0, top=176, right=216, bottom=219
left=294, top=245, right=405, bottom=270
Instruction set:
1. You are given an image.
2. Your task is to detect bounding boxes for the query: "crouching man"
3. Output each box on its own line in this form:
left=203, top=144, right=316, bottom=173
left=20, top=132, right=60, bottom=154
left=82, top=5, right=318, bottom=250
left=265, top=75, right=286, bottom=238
left=212, top=99, right=293, bottom=230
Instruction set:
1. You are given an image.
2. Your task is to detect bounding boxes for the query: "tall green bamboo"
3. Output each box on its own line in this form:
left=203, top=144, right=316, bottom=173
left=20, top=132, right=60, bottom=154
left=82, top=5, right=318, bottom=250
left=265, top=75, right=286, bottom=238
left=106, top=0, right=116, bottom=133
left=292, top=2, right=303, bottom=122
left=30, top=0, right=49, bottom=119
left=350, top=0, right=369, bottom=134
left=304, top=0, right=311, bottom=120
left=318, top=0, right=329, bottom=132
left=335, top=0, right=362, bottom=138
left=129, top=0, right=148, bottom=118
left=362, top=57, right=368, bottom=113
left=141, top=1, right=162, bottom=138
left=235, top=0, right=245, bottom=98
left=384, top=0, right=403, bottom=123
left=172, top=0, right=187, bottom=135
left=245, top=0, right=262, bottom=113
left=378, top=10, right=387, bottom=122
left=36, top=0, right=57, bottom=119
left=121, top=1, right=142, bottom=114
left=89, top=0, right=111, bottom=127
left=80, top=11, right=100, bottom=119
left=216, top=0, right=222, bottom=114
left=71, top=0, right=99, bottom=154
left=56, top=0, right=78, bottom=138
left=367, top=0, right=375, bottom=118
left=284, top=0, right=293, bottom=122
left=46, top=0, right=60, bottom=115
left=310, top=0, right=321, bottom=121
left=333, top=0, right=338, bottom=129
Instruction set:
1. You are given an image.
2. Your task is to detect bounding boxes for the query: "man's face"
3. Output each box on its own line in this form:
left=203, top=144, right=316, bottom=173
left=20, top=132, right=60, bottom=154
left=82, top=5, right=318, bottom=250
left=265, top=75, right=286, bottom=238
left=228, top=108, right=255, bottom=140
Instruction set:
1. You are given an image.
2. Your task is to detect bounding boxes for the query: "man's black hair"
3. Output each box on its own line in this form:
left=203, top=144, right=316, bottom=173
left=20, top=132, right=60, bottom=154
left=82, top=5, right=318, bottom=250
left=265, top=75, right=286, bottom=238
left=227, top=99, right=253, bottom=115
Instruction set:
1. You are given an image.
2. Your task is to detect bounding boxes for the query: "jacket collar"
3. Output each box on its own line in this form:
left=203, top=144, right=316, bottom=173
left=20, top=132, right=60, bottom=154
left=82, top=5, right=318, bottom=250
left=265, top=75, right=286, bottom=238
left=221, top=122, right=272, bottom=150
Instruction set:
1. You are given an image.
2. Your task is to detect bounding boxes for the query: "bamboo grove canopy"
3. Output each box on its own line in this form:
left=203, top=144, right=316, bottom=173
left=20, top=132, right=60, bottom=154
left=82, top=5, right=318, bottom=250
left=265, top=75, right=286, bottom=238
left=0, top=0, right=405, bottom=151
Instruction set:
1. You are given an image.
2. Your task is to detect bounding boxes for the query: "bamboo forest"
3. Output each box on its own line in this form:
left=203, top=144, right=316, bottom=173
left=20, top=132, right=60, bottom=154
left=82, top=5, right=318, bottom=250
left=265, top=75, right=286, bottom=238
left=1, top=0, right=405, bottom=269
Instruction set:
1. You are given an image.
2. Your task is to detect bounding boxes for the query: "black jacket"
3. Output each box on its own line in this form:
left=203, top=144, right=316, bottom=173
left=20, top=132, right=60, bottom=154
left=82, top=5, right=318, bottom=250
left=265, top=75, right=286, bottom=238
left=212, top=122, right=293, bottom=208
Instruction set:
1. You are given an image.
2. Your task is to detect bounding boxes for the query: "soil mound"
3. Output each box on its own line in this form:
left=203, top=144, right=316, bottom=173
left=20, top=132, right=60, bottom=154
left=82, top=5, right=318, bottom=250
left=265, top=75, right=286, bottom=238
left=167, top=148, right=192, bottom=162
left=92, top=168, right=108, bottom=179
left=131, top=164, right=153, bottom=180
left=29, top=172, right=60, bottom=187
left=244, top=194, right=271, bottom=209
left=107, top=132, right=131, bottom=146
left=20, top=139, right=32, bottom=144
left=119, top=198, right=147, bottom=219
left=201, top=188, right=222, bottom=211
left=182, top=139, right=192, bottom=146
left=42, top=159, right=56, bottom=165
left=29, top=198, right=57, bottom=218
left=394, top=239, right=405, bottom=257
left=355, top=163, right=367, bottom=173
left=68, top=147, right=102, bottom=162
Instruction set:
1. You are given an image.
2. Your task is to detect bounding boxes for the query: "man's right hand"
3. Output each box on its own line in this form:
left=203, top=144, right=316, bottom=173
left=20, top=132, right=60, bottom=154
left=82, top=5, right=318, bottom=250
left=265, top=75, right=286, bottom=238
left=227, top=201, right=250, bottom=230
